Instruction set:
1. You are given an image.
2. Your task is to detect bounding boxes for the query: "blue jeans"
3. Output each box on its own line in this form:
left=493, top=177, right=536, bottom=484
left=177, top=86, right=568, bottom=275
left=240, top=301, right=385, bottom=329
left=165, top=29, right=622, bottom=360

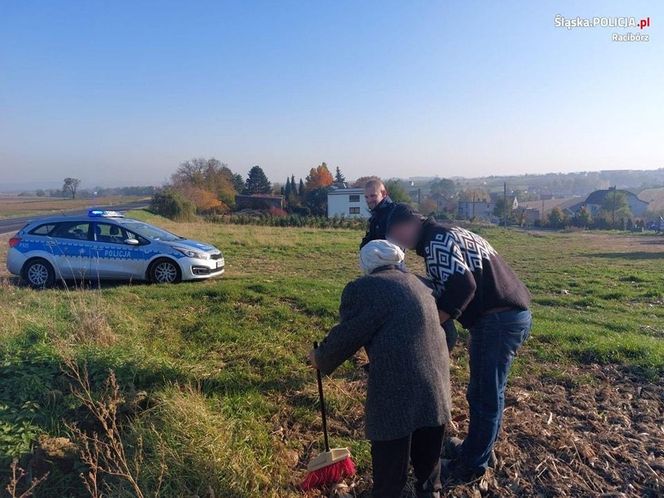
left=459, top=309, right=532, bottom=471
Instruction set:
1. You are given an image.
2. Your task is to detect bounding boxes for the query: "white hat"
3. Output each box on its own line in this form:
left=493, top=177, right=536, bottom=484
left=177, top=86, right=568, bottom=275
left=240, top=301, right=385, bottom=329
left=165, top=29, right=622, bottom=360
left=359, top=240, right=405, bottom=275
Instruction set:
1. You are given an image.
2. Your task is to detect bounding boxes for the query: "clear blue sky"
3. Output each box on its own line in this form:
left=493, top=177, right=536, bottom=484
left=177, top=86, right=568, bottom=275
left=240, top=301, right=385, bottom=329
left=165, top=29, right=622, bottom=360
left=1, top=0, right=662, bottom=188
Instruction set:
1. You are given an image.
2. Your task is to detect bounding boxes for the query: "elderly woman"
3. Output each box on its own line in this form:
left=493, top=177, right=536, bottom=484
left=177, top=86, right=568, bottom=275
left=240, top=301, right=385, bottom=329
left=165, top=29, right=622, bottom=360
left=309, top=240, right=452, bottom=498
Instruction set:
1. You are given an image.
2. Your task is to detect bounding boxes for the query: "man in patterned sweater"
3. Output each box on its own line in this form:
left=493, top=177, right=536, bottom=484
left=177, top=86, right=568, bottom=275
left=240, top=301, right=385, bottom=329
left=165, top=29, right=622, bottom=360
left=387, top=203, right=532, bottom=482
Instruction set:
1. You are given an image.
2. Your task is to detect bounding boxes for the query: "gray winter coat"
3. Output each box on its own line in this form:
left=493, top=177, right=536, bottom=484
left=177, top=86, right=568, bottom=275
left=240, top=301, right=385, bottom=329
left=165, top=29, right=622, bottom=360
left=314, top=266, right=452, bottom=441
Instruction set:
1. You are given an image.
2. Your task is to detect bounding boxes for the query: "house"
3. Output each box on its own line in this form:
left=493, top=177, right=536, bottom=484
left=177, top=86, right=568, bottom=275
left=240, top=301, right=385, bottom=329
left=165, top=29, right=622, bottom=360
left=457, top=200, right=495, bottom=220
left=580, top=188, right=649, bottom=217
left=429, top=193, right=457, bottom=214
left=519, top=197, right=584, bottom=222
left=514, top=207, right=542, bottom=226
left=327, top=188, right=370, bottom=218
left=235, top=194, right=284, bottom=211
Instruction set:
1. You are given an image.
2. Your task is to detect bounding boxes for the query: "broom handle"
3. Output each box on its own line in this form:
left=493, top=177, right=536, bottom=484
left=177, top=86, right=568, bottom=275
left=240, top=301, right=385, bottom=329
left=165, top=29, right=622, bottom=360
left=313, top=342, right=330, bottom=452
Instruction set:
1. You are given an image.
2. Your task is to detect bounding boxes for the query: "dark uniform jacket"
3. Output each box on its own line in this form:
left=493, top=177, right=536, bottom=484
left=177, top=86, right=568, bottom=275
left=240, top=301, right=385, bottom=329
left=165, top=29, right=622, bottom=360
left=314, top=267, right=452, bottom=441
left=360, top=196, right=395, bottom=248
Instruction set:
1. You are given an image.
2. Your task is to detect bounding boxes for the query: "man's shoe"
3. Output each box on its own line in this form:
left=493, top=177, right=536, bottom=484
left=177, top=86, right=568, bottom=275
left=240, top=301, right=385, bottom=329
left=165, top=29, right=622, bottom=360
left=441, top=438, right=498, bottom=467
left=441, top=458, right=486, bottom=483
left=416, top=492, right=440, bottom=498
left=442, top=437, right=464, bottom=459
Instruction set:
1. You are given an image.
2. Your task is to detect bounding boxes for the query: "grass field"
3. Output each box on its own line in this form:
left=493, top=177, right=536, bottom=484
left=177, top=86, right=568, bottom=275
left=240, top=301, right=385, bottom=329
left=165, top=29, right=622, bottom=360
left=0, top=213, right=662, bottom=497
left=0, top=196, right=149, bottom=219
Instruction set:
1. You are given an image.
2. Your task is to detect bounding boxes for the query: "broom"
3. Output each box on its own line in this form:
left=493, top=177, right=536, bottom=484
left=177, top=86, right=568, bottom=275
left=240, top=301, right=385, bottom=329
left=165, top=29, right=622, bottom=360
left=301, top=342, right=356, bottom=491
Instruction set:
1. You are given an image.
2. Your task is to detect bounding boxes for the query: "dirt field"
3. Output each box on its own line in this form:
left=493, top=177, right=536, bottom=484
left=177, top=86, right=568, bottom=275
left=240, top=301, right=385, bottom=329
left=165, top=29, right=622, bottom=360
left=0, top=196, right=149, bottom=219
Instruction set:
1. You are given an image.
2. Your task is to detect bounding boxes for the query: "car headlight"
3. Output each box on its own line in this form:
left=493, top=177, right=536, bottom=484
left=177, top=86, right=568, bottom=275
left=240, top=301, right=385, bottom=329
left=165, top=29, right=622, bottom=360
left=175, top=247, right=209, bottom=259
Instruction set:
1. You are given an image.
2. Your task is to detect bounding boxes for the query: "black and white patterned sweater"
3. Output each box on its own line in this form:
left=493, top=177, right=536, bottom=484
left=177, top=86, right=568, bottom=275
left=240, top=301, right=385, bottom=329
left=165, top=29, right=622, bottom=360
left=415, top=219, right=530, bottom=328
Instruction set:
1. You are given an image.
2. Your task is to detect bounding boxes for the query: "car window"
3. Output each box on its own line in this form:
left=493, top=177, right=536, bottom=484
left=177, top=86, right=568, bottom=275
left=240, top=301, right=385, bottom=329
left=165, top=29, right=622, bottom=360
left=29, top=223, right=56, bottom=236
left=51, top=222, right=91, bottom=241
left=124, top=229, right=149, bottom=245
left=93, top=223, right=127, bottom=244
left=120, top=221, right=183, bottom=242
left=93, top=223, right=149, bottom=245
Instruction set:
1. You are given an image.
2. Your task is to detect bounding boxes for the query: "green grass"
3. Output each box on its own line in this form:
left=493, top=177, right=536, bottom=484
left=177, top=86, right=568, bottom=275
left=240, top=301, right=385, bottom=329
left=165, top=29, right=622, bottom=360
left=0, top=214, right=662, bottom=496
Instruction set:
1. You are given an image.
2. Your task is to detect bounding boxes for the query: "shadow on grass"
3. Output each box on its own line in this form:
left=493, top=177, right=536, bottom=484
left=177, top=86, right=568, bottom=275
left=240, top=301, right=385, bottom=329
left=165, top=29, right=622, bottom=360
left=592, top=251, right=664, bottom=260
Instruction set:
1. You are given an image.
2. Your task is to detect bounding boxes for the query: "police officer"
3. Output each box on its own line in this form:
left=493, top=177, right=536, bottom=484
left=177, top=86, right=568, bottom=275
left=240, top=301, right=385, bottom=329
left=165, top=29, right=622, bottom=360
left=360, top=180, right=396, bottom=249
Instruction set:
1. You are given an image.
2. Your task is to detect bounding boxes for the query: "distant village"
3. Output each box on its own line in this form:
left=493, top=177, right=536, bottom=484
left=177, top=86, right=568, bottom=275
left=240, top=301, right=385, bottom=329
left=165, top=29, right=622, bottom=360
left=327, top=180, right=660, bottom=230
left=8, top=161, right=664, bottom=231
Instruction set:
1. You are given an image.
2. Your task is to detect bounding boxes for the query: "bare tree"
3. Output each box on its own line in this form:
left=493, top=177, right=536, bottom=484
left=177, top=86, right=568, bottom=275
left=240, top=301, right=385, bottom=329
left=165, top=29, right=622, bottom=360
left=63, top=178, right=82, bottom=199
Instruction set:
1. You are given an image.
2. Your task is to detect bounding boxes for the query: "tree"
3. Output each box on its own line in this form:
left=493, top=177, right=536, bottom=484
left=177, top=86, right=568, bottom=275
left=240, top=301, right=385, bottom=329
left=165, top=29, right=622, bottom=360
left=35, top=189, right=46, bottom=197
left=298, top=178, right=305, bottom=197
left=283, top=176, right=300, bottom=210
left=243, top=165, right=271, bottom=194
left=232, top=174, right=245, bottom=193
left=384, top=179, right=411, bottom=204
left=334, top=166, right=346, bottom=184
left=178, top=185, right=228, bottom=214
left=305, top=163, right=334, bottom=190
left=420, top=197, right=438, bottom=215
left=351, top=176, right=381, bottom=188
left=305, top=187, right=329, bottom=216
left=547, top=207, right=567, bottom=229
left=459, top=188, right=490, bottom=202
left=284, top=177, right=292, bottom=198
left=430, top=178, right=456, bottom=198
left=493, top=197, right=515, bottom=221
left=150, top=188, right=196, bottom=221
left=63, top=178, right=81, bottom=199
left=573, top=207, right=592, bottom=228
left=600, top=190, right=631, bottom=227
left=171, top=157, right=241, bottom=208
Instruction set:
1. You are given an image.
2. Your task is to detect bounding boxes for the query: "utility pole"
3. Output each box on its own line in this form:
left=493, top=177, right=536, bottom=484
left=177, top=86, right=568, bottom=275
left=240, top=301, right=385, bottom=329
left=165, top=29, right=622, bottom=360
left=503, top=182, right=508, bottom=227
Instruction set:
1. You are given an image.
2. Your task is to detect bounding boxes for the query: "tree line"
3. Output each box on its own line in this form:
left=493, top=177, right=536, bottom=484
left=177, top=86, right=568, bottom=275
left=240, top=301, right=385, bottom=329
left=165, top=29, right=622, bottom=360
left=150, top=157, right=425, bottom=221
left=17, top=181, right=157, bottom=199
left=150, top=158, right=354, bottom=220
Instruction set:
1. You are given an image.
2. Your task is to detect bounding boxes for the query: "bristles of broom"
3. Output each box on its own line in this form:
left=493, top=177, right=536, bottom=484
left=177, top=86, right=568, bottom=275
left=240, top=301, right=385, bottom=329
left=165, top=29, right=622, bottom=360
left=301, top=342, right=356, bottom=491
left=301, top=453, right=356, bottom=491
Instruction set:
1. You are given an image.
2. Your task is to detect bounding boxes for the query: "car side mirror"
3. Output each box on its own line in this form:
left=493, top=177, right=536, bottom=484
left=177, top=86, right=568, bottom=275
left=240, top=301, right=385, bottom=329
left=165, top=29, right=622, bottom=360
left=124, top=238, right=140, bottom=246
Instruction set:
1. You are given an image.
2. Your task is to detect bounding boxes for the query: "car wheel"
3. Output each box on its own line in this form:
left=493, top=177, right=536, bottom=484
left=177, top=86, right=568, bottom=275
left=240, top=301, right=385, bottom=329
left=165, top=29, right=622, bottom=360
left=149, top=258, right=181, bottom=284
left=22, top=258, right=55, bottom=289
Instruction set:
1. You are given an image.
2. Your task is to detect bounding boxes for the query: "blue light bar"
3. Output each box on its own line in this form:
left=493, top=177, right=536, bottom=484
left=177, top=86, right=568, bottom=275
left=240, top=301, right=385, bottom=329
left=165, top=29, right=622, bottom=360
left=88, top=209, right=124, bottom=218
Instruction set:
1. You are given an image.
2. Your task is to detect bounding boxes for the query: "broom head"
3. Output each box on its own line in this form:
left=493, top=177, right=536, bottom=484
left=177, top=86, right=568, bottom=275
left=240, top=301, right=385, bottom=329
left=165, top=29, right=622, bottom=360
left=301, top=447, right=355, bottom=491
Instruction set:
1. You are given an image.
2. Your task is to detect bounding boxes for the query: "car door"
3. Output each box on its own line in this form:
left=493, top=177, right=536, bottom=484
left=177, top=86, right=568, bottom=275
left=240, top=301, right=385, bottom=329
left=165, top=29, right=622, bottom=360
left=90, top=222, right=146, bottom=280
left=48, top=221, right=92, bottom=280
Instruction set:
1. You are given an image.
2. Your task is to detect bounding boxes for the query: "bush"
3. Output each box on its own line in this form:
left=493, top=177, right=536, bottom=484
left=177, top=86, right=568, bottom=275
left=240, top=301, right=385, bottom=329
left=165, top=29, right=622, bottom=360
left=268, top=207, right=288, bottom=217
left=205, top=213, right=365, bottom=230
left=150, top=189, right=197, bottom=221
left=177, top=186, right=230, bottom=215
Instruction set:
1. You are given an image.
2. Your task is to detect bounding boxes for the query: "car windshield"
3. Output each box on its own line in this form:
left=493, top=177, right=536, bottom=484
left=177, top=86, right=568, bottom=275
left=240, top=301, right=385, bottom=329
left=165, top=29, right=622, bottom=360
left=119, top=221, right=184, bottom=242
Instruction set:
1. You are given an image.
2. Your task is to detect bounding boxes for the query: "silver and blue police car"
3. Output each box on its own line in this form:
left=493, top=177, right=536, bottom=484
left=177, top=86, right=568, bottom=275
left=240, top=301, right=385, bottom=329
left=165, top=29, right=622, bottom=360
left=6, top=209, right=225, bottom=288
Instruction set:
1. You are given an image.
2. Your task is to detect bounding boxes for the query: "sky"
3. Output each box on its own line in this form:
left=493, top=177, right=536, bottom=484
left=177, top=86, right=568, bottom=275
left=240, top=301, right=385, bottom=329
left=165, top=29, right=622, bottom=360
left=1, top=0, right=663, bottom=189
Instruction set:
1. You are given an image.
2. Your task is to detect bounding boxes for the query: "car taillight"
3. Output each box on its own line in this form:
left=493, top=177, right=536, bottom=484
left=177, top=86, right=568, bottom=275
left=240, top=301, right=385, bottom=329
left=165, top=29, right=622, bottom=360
left=9, top=237, right=21, bottom=248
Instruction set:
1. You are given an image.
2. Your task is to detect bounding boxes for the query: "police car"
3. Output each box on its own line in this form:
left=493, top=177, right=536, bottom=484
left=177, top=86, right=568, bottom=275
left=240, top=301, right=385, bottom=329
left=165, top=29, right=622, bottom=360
left=6, top=209, right=225, bottom=288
